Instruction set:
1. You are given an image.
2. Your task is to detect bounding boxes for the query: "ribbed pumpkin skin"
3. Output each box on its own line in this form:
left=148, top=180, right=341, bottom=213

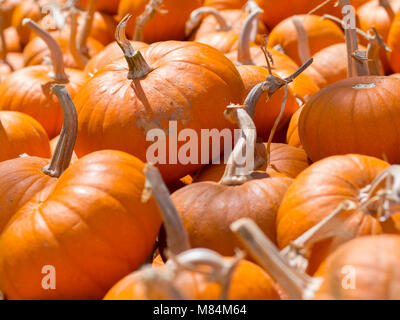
left=0, top=111, right=51, bottom=162
left=0, top=150, right=161, bottom=300
left=104, top=259, right=281, bottom=300
left=74, top=41, right=245, bottom=183
left=171, top=174, right=293, bottom=256
left=268, top=15, right=344, bottom=66
left=84, top=41, right=149, bottom=75
left=23, top=33, right=104, bottom=69
left=195, top=143, right=310, bottom=182
left=0, top=157, right=56, bottom=233
left=0, top=66, right=88, bottom=139
left=314, top=235, right=400, bottom=299
left=388, top=10, right=400, bottom=73
left=299, top=76, right=400, bottom=163
left=203, top=0, right=247, bottom=10
left=276, top=154, right=390, bottom=273
left=118, top=0, right=203, bottom=42
left=237, top=65, right=299, bottom=140
left=191, top=9, right=268, bottom=40
left=358, top=0, right=400, bottom=73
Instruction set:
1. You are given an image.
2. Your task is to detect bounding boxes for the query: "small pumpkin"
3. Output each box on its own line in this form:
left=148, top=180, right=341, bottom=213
left=117, top=0, right=203, bottom=42
left=74, top=15, right=245, bottom=183
left=0, top=86, right=161, bottom=300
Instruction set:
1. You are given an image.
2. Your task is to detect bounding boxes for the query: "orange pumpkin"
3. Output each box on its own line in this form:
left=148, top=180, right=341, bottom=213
left=0, top=86, right=161, bottom=300
left=268, top=14, right=344, bottom=66
left=276, top=154, right=394, bottom=273
left=117, top=0, right=203, bottom=42
left=0, top=20, right=89, bottom=139
left=203, top=0, right=247, bottom=10
left=74, top=16, right=245, bottom=183
left=357, top=0, right=400, bottom=74
left=286, top=107, right=303, bottom=148
left=78, top=0, right=121, bottom=15
left=4, top=26, right=21, bottom=52
left=0, top=0, right=21, bottom=27
left=388, top=9, right=400, bottom=72
left=105, top=164, right=281, bottom=300
left=0, top=111, right=51, bottom=162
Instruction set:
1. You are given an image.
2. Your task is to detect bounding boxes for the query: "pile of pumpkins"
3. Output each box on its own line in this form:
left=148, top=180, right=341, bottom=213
left=1, top=0, right=400, bottom=300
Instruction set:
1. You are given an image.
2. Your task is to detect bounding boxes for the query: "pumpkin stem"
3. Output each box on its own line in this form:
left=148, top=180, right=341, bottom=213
left=366, top=27, right=391, bottom=76
left=42, top=85, right=77, bottom=178
left=22, top=18, right=68, bottom=82
left=338, top=0, right=366, bottom=77
left=185, top=7, right=231, bottom=37
left=168, top=248, right=245, bottom=300
left=237, top=8, right=264, bottom=65
left=359, top=165, right=400, bottom=222
left=134, top=0, right=164, bottom=41
left=69, top=8, right=88, bottom=69
left=116, top=14, right=153, bottom=80
left=142, top=163, right=191, bottom=255
left=292, top=15, right=311, bottom=64
left=77, top=0, right=95, bottom=56
left=379, top=0, right=396, bottom=20
left=219, top=105, right=258, bottom=185
left=231, top=218, right=323, bottom=300
left=244, top=0, right=263, bottom=43
left=280, top=200, right=357, bottom=272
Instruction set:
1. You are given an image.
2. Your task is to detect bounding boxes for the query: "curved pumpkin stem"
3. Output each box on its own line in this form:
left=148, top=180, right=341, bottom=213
left=22, top=18, right=68, bottom=82
left=231, top=218, right=323, bottom=300
left=142, top=163, right=191, bottom=255
left=292, top=15, right=311, bottom=64
left=168, top=248, right=245, bottom=300
left=69, top=8, right=88, bottom=69
left=280, top=200, right=357, bottom=272
left=379, top=0, right=396, bottom=20
left=42, top=85, right=77, bottom=178
left=77, top=0, right=95, bottom=56
left=133, top=0, right=164, bottom=41
left=116, top=14, right=153, bottom=80
left=185, top=7, right=231, bottom=37
left=244, top=0, right=263, bottom=44
left=237, top=8, right=263, bottom=65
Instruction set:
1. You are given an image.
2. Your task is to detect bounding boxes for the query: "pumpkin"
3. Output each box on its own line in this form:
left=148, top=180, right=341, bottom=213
left=4, top=26, right=21, bottom=52
left=267, top=14, right=344, bottom=66
left=286, top=107, right=303, bottom=148
left=388, top=9, right=400, bottom=72
left=203, top=0, right=247, bottom=10
left=276, top=154, right=396, bottom=274
left=170, top=80, right=294, bottom=256
left=0, top=0, right=21, bottom=27
left=78, top=0, right=121, bottom=15
left=357, top=0, right=400, bottom=74
left=186, top=5, right=267, bottom=41
left=74, top=16, right=245, bottom=183
left=195, top=143, right=310, bottom=182
left=0, top=86, right=161, bottom=299
left=232, top=219, right=400, bottom=300
left=0, top=111, right=51, bottom=162
left=11, top=0, right=41, bottom=45
left=117, top=0, right=203, bottom=42
left=0, top=20, right=89, bottom=139
left=104, top=164, right=281, bottom=300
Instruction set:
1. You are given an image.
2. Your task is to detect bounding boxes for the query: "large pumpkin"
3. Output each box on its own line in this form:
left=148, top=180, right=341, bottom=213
left=299, top=76, right=400, bottom=163
left=0, top=20, right=88, bottom=139
left=74, top=16, right=245, bottom=183
left=0, top=86, right=161, bottom=300
left=276, top=154, right=393, bottom=273
left=117, top=0, right=203, bottom=42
